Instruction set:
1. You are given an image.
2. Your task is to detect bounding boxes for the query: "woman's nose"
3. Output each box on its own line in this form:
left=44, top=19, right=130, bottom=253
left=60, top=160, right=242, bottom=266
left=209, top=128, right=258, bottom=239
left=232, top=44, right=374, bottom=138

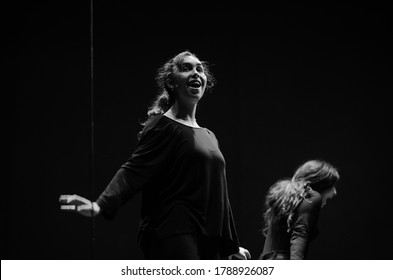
left=191, top=70, right=200, bottom=77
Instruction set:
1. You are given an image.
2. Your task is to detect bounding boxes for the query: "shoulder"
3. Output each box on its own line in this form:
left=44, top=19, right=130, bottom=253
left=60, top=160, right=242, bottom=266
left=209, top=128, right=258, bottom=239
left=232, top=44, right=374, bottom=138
left=204, top=127, right=215, bottom=135
left=142, top=114, right=165, bottom=130
left=138, top=115, right=182, bottom=141
left=201, top=127, right=218, bottom=139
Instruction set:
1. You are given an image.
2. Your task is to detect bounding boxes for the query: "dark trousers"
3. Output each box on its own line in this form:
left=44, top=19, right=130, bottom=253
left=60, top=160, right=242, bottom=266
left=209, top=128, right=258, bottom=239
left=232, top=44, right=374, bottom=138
left=140, top=232, right=224, bottom=260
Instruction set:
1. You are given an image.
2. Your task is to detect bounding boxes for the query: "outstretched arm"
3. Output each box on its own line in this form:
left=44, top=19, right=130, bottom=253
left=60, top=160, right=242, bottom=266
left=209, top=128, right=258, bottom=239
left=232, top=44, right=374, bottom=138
left=59, top=194, right=101, bottom=217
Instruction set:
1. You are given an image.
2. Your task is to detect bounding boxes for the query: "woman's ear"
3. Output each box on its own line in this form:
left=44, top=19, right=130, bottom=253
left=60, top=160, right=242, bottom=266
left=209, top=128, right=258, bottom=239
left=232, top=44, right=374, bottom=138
left=166, top=79, right=174, bottom=89
left=166, top=73, right=175, bottom=89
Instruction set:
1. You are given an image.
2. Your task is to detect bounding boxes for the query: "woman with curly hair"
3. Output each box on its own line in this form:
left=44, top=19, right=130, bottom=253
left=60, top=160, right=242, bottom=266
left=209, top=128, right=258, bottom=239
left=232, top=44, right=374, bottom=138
left=59, top=50, right=249, bottom=260
left=259, top=159, right=340, bottom=260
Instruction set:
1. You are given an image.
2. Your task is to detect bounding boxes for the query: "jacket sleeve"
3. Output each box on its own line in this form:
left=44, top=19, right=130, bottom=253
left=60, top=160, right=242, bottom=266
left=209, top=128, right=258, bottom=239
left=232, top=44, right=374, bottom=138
left=289, top=195, right=322, bottom=259
left=95, top=119, right=174, bottom=220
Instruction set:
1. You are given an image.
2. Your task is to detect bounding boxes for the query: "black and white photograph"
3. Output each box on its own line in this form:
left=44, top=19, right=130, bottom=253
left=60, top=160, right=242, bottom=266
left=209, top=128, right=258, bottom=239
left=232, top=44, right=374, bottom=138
left=4, top=1, right=393, bottom=278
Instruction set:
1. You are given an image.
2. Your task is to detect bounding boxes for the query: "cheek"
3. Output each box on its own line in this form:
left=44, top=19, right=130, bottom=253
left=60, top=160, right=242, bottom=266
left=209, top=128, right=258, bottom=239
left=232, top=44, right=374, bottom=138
left=173, top=73, right=187, bottom=84
left=201, top=75, right=208, bottom=87
left=327, top=191, right=335, bottom=200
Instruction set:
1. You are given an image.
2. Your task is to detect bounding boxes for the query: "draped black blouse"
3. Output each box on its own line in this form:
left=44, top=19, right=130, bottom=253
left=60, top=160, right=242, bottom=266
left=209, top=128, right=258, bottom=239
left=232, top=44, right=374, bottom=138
left=96, top=115, right=239, bottom=256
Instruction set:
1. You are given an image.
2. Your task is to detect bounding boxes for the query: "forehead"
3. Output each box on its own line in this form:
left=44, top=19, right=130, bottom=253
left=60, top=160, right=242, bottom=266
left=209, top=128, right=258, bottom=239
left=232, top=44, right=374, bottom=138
left=179, top=55, right=202, bottom=65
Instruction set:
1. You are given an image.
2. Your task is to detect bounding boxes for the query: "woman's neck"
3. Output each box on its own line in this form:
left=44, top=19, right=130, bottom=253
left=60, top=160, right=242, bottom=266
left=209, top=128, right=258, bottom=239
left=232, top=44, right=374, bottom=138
left=164, top=105, right=199, bottom=128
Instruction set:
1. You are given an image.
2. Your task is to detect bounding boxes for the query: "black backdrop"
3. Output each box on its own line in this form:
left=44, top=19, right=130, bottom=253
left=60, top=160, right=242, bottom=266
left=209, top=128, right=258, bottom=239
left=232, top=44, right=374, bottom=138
left=7, top=2, right=392, bottom=259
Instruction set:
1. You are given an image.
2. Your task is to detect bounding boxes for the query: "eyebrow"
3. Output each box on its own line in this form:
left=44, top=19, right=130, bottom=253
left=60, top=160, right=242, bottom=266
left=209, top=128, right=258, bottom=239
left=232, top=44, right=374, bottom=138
left=180, top=61, right=203, bottom=65
left=181, top=62, right=204, bottom=67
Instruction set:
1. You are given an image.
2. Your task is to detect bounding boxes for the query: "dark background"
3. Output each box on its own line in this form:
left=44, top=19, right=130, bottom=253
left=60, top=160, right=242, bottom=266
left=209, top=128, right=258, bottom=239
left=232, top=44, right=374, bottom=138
left=6, top=2, right=392, bottom=259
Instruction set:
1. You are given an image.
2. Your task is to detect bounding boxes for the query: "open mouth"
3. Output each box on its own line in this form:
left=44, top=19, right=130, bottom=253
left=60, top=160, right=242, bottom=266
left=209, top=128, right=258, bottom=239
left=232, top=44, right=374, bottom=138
left=188, top=80, right=202, bottom=89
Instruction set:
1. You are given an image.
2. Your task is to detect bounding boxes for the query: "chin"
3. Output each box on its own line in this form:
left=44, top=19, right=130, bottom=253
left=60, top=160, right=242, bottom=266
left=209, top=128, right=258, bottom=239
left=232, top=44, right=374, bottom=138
left=188, top=93, right=203, bottom=101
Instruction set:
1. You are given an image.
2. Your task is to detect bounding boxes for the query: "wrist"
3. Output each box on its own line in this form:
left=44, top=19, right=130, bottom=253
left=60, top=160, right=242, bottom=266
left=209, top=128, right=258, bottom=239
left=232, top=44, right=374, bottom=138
left=92, top=202, right=101, bottom=216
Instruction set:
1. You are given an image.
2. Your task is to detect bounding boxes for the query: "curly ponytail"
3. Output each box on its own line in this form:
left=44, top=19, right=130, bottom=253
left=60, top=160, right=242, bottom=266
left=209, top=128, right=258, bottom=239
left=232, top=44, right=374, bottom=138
left=262, top=179, right=310, bottom=236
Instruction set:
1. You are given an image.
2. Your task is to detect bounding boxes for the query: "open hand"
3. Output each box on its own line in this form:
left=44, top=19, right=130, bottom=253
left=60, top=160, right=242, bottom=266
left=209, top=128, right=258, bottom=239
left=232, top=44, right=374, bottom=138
left=59, top=194, right=100, bottom=217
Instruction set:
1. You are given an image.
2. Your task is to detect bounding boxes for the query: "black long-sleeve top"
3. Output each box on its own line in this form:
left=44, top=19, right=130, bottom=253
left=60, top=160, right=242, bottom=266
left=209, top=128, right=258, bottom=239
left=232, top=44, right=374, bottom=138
left=260, top=190, right=322, bottom=260
left=95, top=115, right=239, bottom=256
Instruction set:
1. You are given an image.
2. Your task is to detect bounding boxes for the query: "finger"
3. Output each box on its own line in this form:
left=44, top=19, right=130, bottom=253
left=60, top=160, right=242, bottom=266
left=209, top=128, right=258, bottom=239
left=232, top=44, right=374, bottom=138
left=59, top=194, right=78, bottom=203
left=59, top=194, right=91, bottom=205
left=242, top=249, right=251, bottom=259
left=59, top=195, right=71, bottom=202
left=239, top=253, right=247, bottom=260
left=77, top=204, right=92, bottom=212
left=76, top=196, right=92, bottom=204
left=246, top=251, right=251, bottom=259
left=68, top=194, right=91, bottom=205
left=60, top=205, right=76, bottom=210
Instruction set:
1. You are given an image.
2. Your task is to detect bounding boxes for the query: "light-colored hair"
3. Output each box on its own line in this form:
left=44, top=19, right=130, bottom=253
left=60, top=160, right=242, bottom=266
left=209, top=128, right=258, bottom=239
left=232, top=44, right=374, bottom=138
left=293, top=159, right=340, bottom=193
left=262, top=159, right=339, bottom=236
